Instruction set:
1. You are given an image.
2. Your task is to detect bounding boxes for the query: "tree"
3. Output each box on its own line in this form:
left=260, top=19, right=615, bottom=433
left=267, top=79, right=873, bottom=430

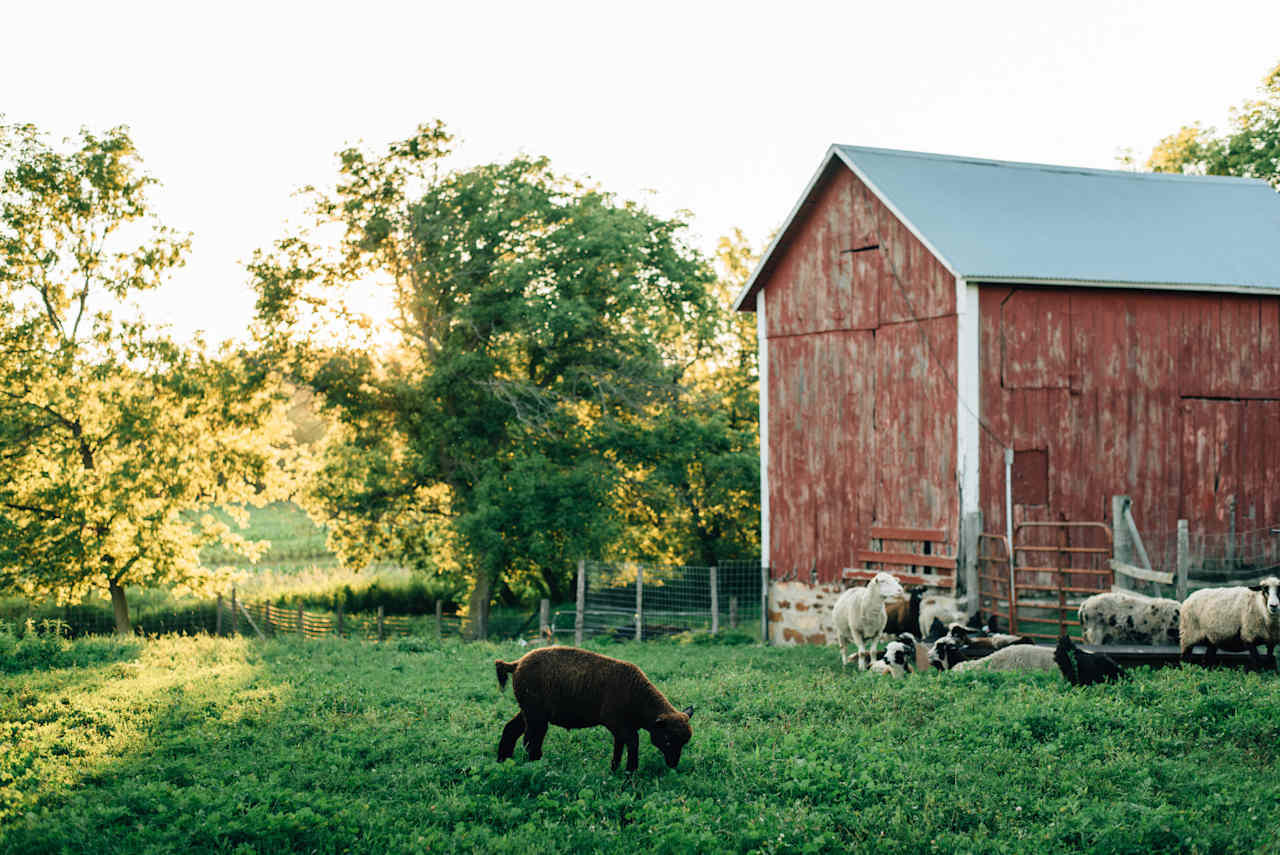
left=611, top=230, right=760, bottom=567
left=251, top=124, right=727, bottom=635
left=0, top=122, right=297, bottom=633
left=1147, top=61, right=1280, bottom=187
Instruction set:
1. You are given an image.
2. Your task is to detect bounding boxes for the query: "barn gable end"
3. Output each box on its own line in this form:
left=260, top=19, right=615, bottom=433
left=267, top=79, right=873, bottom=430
left=742, top=143, right=1280, bottom=646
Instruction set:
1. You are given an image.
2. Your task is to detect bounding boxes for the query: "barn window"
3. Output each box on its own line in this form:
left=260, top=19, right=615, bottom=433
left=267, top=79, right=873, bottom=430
left=1012, top=449, right=1049, bottom=506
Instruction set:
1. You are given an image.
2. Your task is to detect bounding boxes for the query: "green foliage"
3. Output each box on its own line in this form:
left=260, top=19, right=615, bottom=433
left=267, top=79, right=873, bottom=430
left=1148, top=60, right=1280, bottom=187
left=0, top=122, right=301, bottom=633
left=3, top=638, right=1280, bottom=853
left=251, top=123, right=758, bottom=624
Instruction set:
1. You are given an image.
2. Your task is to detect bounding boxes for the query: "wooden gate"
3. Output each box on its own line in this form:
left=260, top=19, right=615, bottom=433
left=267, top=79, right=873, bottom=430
left=1008, top=522, right=1113, bottom=640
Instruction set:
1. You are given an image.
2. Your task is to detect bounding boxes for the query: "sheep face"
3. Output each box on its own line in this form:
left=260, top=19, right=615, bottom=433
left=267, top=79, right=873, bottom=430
left=650, top=706, right=694, bottom=768
left=928, top=636, right=963, bottom=670
left=1252, top=577, right=1280, bottom=616
left=870, top=572, right=906, bottom=600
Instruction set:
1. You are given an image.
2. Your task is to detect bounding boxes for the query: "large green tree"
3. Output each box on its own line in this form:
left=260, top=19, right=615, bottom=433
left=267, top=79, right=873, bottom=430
left=1147, top=60, right=1280, bottom=186
left=251, top=123, right=756, bottom=635
left=0, top=122, right=297, bottom=633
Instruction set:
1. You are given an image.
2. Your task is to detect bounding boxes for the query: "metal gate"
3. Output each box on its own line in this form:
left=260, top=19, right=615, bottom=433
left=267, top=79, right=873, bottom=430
left=978, top=522, right=1113, bottom=640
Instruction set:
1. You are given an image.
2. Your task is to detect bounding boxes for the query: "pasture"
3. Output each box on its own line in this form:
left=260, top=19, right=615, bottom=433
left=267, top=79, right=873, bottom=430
left=2, top=632, right=1278, bottom=855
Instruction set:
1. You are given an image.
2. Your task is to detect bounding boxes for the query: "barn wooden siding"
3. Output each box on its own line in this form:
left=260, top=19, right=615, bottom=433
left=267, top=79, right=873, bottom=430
left=980, top=286, right=1280, bottom=551
left=764, top=166, right=957, bottom=584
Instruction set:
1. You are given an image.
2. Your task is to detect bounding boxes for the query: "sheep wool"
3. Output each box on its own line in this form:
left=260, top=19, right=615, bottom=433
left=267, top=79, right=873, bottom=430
left=1078, top=591, right=1180, bottom=646
left=832, top=572, right=906, bottom=671
left=495, top=646, right=693, bottom=772
left=1180, top=577, right=1280, bottom=665
left=951, top=644, right=1056, bottom=673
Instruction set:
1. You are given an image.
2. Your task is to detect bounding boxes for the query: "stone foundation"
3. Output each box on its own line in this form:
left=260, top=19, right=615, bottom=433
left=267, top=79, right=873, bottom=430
left=767, top=580, right=845, bottom=646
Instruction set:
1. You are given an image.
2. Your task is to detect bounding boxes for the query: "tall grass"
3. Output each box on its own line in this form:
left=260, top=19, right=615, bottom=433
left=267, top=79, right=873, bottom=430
left=2, top=635, right=1278, bottom=854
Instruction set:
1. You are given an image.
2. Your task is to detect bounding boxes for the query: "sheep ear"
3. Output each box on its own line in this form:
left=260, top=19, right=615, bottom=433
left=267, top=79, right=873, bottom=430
left=1250, top=584, right=1266, bottom=592
left=682, top=705, right=694, bottom=719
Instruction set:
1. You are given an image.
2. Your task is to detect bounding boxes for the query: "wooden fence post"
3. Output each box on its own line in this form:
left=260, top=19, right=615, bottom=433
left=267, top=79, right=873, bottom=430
left=1112, top=495, right=1133, bottom=591
left=539, top=599, right=550, bottom=639
left=1176, top=519, right=1190, bottom=601
left=377, top=605, right=385, bottom=643
left=634, top=565, right=644, bottom=642
left=575, top=559, right=585, bottom=647
left=264, top=601, right=272, bottom=635
left=298, top=603, right=305, bottom=640
left=231, top=588, right=239, bottom=636
left=216, top=594, right=223, bottom=637
left=336, top=602, right=345, bottom=638
left=710, top=567, right=719, bottom=635
left=435, top=600, right=443, bottom=639
left=730, top=595, right=738, bottom=629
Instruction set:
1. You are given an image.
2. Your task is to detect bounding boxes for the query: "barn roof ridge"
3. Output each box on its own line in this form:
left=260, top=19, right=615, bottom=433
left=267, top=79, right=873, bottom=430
left=733, top=144, right=1280, bottom=313
left=833, top=143, right=1269, bottom=187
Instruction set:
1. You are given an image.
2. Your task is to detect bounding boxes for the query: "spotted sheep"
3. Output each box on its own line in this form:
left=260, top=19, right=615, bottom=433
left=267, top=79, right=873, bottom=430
left=868, top=634, right=917, bottom=678
left=1077, top=591, right=1180, bottom=646
left=495, top=646, right=693, bottom=772
left=832, top=572, right=906, bottom=671
left=1179, top=576, right=1280, bottom=667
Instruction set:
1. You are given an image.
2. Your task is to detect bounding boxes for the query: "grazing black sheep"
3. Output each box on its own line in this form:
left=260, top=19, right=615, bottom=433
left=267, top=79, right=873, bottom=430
left=1054, top=635, right=1127, bottom=686
left=495, top=646, right=693, bottom=772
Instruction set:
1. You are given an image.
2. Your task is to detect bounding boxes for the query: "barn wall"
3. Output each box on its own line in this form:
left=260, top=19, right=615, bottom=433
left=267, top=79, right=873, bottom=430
left=979, top=286, right=1280, bottom=562
left=760, top=166, right=958, bottom=647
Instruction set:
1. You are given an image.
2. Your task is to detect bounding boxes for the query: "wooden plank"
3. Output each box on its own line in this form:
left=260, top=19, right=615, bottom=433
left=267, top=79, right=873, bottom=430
left=1015, top=545, right=1110, bottom=554
left=853, top=550, right=957, bottom=570
left=842, top=568, right=956, bottom=589
left=869, top=526, right=948, bottom=543
left=1108, top=559, right=1174, bottom=586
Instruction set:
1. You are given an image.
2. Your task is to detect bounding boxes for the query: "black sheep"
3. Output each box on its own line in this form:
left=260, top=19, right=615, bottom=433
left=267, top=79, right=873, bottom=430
left=1054, top=634, right=1127, bottom=686
left=495, top=646, right=694, bottom=772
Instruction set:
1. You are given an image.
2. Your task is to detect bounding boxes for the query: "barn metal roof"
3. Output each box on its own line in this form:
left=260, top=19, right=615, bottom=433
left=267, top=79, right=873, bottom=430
left=734, top=144, right=1280, bottom=311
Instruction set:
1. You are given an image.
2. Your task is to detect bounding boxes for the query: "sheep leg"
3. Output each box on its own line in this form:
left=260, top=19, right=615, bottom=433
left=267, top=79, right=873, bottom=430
left=498, top=713, right=525, bottom=761
left=1204, top=643, right=1219, bottom=669
left=624, top=730, right=640, bottom=772
left=523, top=714, right=549, bottom=761
left=611, top=732, right=625, bottom=771
left=1246, top=641, right=1264, bottom=668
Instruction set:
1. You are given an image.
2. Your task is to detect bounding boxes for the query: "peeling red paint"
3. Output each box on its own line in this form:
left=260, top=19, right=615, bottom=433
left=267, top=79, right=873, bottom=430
left=763, top=167, right=957, bottom=584
left=981, top=287, right=1280, bottom=551
left=806, top=632, right=828, bottom=645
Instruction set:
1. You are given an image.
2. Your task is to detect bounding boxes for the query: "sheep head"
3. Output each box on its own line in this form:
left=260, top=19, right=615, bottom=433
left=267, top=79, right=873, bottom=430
left=1250, top=577, right=1280, bottom=616
left=869, top=572, right=906, bottom=600
left=650, top=706, right=694, bottom=768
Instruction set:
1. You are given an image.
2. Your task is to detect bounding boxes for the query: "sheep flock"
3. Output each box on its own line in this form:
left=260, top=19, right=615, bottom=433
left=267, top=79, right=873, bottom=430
left=836, top=574, right=1280, bottom=686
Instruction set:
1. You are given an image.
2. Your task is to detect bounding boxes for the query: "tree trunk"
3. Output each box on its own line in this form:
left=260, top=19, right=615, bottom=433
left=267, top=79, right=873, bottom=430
left=108, top=580, right=133, bottom=636
left=468, top=573, right=491, bottom=640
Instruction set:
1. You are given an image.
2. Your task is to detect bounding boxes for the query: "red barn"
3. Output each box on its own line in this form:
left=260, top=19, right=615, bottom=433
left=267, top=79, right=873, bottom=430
left=734, top=145, right=1280, bottom=645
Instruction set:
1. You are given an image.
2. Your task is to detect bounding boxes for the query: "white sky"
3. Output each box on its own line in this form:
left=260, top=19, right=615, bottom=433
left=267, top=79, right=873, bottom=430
left=5, top=0, right=1280, bottom=346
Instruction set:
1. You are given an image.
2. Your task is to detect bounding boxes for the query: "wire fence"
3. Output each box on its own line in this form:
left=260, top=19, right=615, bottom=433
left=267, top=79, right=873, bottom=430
left=556, top=558, right=767, bottom=642
left=1142, top=523, right=1280, bottom=586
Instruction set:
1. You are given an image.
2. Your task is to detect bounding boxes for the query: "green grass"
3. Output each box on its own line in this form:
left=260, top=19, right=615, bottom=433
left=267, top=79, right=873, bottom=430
left=2, top=633, right=1279, bottom=854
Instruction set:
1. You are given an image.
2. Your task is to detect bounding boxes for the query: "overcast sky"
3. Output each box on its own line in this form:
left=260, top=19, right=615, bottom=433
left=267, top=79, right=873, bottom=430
left=5, top=0, right=1280, bottom=345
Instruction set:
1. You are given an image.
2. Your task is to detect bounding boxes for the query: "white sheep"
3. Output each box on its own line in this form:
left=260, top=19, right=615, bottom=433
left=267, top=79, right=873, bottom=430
left=832, top=572, right=906, bottom=671
left=950, top=643, right=1057, bottom=673
left=918, top=594, right=966, bottom=638
left=1179, top=576, right=1280, bottom=667
left=1078, top=591, right=1180, bottom=646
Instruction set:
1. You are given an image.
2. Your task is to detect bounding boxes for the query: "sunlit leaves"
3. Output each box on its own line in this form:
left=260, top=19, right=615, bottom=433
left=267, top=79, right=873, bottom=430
left=1148, top=60, right=1280, bottom=187
left=0, top=122, right=300, bottom=630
